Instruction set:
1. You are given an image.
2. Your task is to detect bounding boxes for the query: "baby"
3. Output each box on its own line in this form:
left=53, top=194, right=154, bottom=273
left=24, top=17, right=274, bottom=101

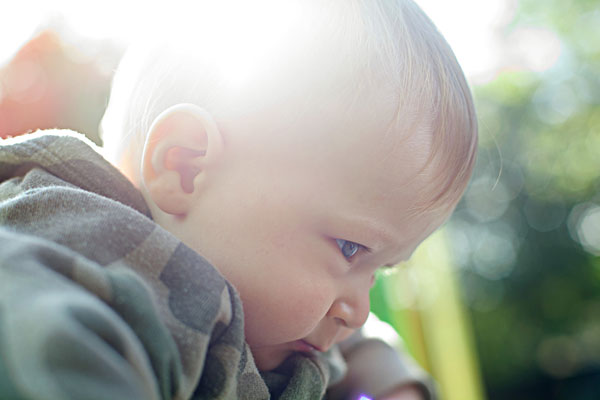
left=0, top=0, right=477, bottom=399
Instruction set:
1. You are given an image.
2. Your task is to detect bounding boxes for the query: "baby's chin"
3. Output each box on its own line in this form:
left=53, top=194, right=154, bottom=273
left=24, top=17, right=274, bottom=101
left=251, top=346, right=291, bottom=371
left=251, top=341, right=324, bottom=371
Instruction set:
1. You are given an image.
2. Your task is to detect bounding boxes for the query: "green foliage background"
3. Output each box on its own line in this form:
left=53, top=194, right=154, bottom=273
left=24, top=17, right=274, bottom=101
left=446, top=1, right=599, bottom=398
left=370, top=1, right=600, bottom=399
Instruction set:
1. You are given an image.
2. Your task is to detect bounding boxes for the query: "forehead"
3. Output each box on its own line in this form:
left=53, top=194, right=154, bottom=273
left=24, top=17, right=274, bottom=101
left=309, top=95, right=450, bottom=234
left=312, top=93, right=435, bottom=193
left=222, top=89, right=452, bottom=261
left=231, top=84, right=441, bottom=204
left=270, top=84, right=432, bottom=161
left=319, top=126, right=450, bottom=263
left=304, top=96, right=441, bottom=205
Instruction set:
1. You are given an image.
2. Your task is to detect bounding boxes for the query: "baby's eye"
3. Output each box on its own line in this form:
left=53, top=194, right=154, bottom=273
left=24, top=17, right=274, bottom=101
left=335, top=239, right=362, bottom=259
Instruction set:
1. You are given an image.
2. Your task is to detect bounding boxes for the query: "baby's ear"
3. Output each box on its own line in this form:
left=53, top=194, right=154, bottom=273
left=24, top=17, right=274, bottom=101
left=141, top=103, right=223, bottom=215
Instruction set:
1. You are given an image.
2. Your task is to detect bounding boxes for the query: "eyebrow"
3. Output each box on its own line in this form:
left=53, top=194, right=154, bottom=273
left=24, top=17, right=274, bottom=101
left=350, top=217, right=400, bottom=249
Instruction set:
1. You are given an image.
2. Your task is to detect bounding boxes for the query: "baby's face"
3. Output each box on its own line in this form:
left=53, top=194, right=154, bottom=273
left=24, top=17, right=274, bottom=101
left=177, top=100, right=451, bottom=371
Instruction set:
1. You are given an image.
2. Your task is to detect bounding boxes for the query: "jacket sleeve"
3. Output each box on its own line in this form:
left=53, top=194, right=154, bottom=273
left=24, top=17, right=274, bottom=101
left=0, top=228, right=182, bottom=400
left=326, top=315, right=437, bottom=400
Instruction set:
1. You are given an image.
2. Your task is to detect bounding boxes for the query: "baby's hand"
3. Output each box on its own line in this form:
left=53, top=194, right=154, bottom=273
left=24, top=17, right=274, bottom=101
left=376, top=384, right=425, bottom=400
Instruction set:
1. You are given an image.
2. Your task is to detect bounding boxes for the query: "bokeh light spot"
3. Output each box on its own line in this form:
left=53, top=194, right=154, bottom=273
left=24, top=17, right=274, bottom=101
left=568, top=203, right=600, bottom=256
left=508, top=27, right=562, bottom=73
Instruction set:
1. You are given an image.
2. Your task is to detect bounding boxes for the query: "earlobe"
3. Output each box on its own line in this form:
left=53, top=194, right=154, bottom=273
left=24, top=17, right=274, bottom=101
left=140, top=103, right=223, bottom=216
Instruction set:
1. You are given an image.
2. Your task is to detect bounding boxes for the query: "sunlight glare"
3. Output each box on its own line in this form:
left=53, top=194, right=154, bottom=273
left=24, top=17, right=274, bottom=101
left=508, top=27, right=562, bottom=73
left=0, top=3, right=43, bottom=65
left=3, top=0, right=510, bottom=83
left=415, top=0, right=515, bottom=83
left=169, top=0, right=306, bottom=89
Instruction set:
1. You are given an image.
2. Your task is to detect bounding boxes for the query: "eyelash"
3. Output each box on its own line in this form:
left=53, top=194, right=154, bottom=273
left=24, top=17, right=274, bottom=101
left=335, top=239, right=366, bottom=260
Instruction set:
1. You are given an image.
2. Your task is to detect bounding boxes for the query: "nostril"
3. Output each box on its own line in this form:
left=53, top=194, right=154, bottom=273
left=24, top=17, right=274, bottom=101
left=334, top=317, right=348, bottom=327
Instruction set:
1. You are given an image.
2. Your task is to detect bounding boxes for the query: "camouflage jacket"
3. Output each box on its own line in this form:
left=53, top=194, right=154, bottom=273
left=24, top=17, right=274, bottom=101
left=0, top=131, right=434, bottom=400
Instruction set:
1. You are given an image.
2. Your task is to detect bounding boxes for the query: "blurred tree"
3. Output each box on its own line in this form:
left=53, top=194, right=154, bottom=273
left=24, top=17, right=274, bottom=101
left=373, top=1, right=600, bottom=399
left=445, top=0, right=600, bottom=398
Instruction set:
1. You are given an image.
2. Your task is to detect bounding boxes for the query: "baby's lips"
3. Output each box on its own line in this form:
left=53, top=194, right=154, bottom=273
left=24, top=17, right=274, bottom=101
left=293, top=339, right=324, bottom=354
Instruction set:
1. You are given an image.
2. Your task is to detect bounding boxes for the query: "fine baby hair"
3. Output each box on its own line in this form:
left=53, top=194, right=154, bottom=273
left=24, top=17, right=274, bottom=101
left=101, top=0, right=477, bottom=212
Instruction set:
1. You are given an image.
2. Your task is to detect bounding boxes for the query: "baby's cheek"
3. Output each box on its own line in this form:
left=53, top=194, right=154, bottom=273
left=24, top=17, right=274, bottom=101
left=242, top=290, right=325, bottom=345
left=278, top=289, right=330, bottom=332
left=281, top=286, right=333, bottom=338
left=245, top=267, right=336, bottom=345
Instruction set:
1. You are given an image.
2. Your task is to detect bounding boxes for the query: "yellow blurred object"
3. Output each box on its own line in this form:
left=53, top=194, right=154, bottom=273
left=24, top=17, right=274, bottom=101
left=383, top=229, right=485, bottom=400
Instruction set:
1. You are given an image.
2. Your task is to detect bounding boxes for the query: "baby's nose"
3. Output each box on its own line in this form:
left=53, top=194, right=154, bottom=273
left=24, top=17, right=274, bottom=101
left=328, top=293, right=370, bottom=330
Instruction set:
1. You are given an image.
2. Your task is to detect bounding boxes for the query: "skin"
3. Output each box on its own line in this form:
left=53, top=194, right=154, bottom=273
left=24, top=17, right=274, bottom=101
left=140, top=95, right=452, bottom=380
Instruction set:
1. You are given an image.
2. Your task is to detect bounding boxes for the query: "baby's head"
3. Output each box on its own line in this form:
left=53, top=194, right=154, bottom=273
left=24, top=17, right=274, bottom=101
left=101, top=0, right=477, bottom=370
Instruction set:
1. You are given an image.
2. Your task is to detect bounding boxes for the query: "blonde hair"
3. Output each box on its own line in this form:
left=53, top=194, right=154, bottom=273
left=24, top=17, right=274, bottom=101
left=101, top=0, right=477, bottom=211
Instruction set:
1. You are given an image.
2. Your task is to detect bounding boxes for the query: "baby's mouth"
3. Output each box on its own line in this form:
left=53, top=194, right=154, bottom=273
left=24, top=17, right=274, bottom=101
left=292, top=339, right=323, bottom=354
